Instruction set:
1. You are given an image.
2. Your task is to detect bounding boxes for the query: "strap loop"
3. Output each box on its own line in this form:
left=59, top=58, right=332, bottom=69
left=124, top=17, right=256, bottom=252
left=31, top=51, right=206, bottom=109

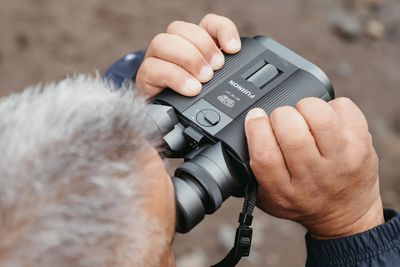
left=234, top=226, right=253, bottom=257
left=211, top=183, right=257, bottom=267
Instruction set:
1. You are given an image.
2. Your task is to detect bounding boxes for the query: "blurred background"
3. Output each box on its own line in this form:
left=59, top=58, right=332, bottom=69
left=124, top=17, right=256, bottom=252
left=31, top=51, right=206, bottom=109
left=0, top=0, right=399, bottom=266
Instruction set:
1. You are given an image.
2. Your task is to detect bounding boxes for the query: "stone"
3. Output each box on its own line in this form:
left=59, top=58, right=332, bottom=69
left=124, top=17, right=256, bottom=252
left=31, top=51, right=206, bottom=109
left=365, top=19, right=386, bottom=40
left=330, top=10, right=363, bottom=40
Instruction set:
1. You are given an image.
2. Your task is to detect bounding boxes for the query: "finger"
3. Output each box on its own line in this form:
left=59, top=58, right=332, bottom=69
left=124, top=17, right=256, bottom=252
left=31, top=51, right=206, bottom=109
left=296, top=97, right=347, bottom=157
left=167, top=20, right=225, bottom=70
left=136, top=57, right=202, bottom=97
left=146, top=33, right=213, bottom=83
left=245, top=108, right=292, bottom=193
left=199, top=14, right=241, bottom=54
left=270, top=106, right=322, bottom=177
left=328, top=97, right=369, bottom=139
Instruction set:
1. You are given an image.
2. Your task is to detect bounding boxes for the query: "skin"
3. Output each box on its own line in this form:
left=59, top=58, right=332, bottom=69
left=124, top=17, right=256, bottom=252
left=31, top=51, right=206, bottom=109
left=244, top=99, right=384, bottom=239
left=135, top=13, right=384, bottom=266
left=136, top=14, right=241, bottom=98
left=138, top=145, right=176, bottom=267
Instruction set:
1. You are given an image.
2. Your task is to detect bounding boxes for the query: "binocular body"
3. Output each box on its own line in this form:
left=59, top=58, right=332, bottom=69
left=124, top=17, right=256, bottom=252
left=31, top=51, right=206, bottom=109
left=147, top=36, right=334, bottom=233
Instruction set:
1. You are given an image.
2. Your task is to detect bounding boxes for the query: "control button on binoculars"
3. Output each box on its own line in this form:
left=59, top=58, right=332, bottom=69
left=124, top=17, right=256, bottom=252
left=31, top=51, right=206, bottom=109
left=247, top=63, right=279, bottom=88
left=196, top=109, right=221, bottom=127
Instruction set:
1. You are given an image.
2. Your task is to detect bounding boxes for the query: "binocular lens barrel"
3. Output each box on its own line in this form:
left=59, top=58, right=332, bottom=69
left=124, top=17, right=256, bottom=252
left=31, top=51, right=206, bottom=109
left=173, top=143, right=242, bottom=233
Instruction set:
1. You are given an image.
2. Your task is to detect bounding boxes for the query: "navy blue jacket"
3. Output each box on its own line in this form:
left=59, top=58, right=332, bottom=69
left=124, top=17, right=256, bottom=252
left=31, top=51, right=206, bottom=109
left=104, top=52, right=400, bottom=267
left=306, top=209, right=400, bottom=266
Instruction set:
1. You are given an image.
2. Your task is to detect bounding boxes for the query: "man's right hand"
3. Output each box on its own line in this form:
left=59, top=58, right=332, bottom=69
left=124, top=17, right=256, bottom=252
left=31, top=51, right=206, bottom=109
left=244, top=97, right=384, bottom=239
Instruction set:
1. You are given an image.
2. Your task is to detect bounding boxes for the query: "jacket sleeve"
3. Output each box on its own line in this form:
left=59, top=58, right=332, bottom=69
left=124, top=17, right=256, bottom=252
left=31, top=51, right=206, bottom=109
left=305, top=209, right=400, bottom=267
left=104, top=51, right=145, bottom=88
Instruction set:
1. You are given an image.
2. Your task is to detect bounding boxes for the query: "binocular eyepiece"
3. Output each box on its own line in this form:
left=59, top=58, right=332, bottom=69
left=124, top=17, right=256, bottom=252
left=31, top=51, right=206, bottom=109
left=173, top=142, right=243, bottom=233
left=147, top=104, right=244, bottom=233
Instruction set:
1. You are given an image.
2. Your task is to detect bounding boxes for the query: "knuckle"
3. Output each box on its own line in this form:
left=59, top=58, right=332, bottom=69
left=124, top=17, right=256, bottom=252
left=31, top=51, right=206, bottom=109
left=341, top=144, right=368, bottom=176
left=344, top=159, right=362, bottom=177
left=298, top=98, right=336, bottom=130
left=139, top=58, right=154, bottom=76
left=257, top=186, right=295, bottom=213
left=149, top=33, right=167, bottom=50
left=274, top=197, right=291, bottom=211
left=296, top=97, right=320, bottom=109
left=358, top=138, right=373, bottom=161
left=181, top=55, right=203, bottom=73
left=250, top=151, right=280, bottom=170
left=202, top=13, right=234, bottom=28
left=332, top=97, right=354, bottom=108
left=296, top=97, right=325, bottom=114
left=166, top=20, right=183, bottom=32
left=281, top=134, right=310, bottom=151
left=313, top=112, right=335, bottom=132
left=270, top=106, right=293, bottom=120
left=201, top=13, right=218, bottom=23
left=217, top=15, right=234, bottom=25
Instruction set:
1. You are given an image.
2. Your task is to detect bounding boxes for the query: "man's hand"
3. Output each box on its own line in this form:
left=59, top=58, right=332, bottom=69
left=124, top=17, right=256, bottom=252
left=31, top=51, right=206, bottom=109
left=245, top=97, right=384, bottom=239
left=135, top=14, right=241, bottom=98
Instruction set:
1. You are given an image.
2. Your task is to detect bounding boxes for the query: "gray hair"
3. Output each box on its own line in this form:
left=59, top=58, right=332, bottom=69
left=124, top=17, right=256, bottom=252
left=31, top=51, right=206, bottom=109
left=0, top=75, right=167, bottom=267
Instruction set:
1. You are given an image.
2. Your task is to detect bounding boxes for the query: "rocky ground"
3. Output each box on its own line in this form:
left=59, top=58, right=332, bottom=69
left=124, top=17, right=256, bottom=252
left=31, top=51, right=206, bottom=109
left=0, top=0, right=399, bottom=266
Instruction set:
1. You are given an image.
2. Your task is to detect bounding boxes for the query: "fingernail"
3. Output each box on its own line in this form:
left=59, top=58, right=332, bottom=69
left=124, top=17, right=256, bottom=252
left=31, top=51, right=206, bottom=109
left=227, top=38, right=241, bottom=52
left=210, top=53, right=225, bottom=70
left=246, top=108, right=267, bottom=123
left=198, top=65, right=214, bottom=82
left=184, top=78, right=202, bottom=93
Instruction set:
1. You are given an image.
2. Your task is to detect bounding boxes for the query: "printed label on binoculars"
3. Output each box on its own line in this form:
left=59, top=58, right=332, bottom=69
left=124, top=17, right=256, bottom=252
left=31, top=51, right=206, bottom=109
left=205, top=78, right=263, bottom=118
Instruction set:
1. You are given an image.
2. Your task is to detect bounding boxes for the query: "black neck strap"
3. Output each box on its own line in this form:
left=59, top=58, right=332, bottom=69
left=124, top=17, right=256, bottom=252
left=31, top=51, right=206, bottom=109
left=211, top=185, right=257, bottom=267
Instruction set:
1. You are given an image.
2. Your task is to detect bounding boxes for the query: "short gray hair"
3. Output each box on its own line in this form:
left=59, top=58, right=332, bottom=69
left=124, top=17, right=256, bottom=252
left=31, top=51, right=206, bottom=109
left=0, top=75, right=167, bottom=267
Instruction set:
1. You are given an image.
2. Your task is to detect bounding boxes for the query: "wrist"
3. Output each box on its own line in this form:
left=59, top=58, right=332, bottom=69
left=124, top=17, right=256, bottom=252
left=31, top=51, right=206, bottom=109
left=308, top=196, right=385, bottom=240
left=305, top=209, right=400, bottom=267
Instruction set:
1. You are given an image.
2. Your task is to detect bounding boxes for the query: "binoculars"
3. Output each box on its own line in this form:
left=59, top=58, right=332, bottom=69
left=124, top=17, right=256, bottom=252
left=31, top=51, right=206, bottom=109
left=147, top=36, right=334, bottom=233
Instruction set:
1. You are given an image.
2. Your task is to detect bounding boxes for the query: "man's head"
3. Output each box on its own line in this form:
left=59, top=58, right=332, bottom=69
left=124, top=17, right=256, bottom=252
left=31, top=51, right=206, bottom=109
left=0, top=76, right=175, bottom=267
